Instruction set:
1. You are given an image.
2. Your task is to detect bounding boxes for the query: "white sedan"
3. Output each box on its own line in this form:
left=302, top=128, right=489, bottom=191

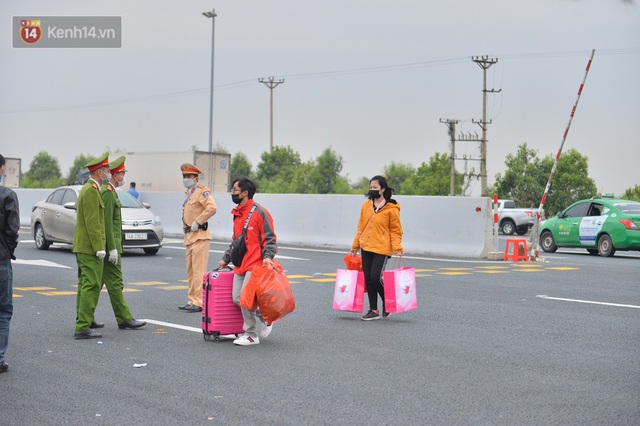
left=30, top=185, right=163, bottom=255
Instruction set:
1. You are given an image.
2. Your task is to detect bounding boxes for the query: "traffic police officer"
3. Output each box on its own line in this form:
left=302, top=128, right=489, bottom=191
left=179, top=163, right=217, bottom=312
left=73, top=153, right=110, bottom=339
left=98, top=156, right=146, bottom=330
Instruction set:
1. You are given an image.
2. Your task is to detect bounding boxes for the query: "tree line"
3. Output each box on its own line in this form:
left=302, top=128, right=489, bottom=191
left=18, top=144, right=640, bottom=217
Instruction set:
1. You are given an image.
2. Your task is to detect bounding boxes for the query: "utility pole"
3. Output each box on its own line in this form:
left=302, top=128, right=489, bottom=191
left=471, top=55, right=500, bottom=196
left=259, top=77, right=285, bottom=153
left=202, top=9, right=217, bottom=152
left=440, top=119, right=458, bottom=196
left=440, top=118, right=481, bottom=196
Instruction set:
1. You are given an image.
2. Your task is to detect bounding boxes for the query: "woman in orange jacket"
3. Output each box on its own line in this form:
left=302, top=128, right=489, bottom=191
left=351, top=175, right=404, bottom=320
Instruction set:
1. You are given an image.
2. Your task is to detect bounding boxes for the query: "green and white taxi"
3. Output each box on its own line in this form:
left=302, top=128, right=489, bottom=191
left=539, top=197, right=640, bottom=257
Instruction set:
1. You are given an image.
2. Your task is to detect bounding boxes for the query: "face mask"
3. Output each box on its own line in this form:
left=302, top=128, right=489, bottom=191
left=231, top=194, right=242, bottom=205
left=183, top=178, right=195, bottom=189
left=117, top=177, right=126, bottom=187
left=99, top=170, right=109, bottom=184
left=368, top=190, right=382, bottom=200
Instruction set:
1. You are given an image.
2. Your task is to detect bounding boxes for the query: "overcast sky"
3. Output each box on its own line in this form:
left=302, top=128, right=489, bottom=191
left=1, top=0, right=639, bottom=197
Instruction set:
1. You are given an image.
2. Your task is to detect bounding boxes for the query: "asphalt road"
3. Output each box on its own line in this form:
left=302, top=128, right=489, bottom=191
left=1, top=232, right=639, bottom=425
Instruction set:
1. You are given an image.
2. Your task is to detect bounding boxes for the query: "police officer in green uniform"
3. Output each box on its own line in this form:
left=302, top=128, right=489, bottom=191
left=99, top=156, right=146, bottom=330
left=73, top=153, right=110, bottom=339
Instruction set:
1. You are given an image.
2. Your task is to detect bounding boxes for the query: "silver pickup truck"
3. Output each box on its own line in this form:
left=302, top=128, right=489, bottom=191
left=496, top=199, right=537, bottom=235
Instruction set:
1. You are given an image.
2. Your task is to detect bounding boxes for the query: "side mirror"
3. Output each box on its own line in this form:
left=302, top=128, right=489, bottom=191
left=64, top=202, right=77, bottom=210
left=142, top=202, right=151, bottom=209
left=557, top=212, right=566, bottom=219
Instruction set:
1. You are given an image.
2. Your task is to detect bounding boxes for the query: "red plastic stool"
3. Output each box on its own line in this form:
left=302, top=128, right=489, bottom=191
left=504, top=238, right=528, bottom=262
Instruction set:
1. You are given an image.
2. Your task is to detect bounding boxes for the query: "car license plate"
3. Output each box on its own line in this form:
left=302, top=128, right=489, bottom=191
left=125, top=233, right=147, bottom=240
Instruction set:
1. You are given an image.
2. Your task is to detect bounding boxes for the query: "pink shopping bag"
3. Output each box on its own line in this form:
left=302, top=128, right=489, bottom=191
left=384, top=266, right=417, bottom=313
left=332, top=269, right=365, bottom=313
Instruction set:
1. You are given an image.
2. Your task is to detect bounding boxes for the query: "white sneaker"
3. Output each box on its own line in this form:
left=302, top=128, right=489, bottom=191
left=259, top=323, right=273, bottom=339
left=233, top=334, right=260, bottom=346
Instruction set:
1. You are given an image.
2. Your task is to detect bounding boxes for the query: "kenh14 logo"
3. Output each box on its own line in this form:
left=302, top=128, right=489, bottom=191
left=19, top=19, right=42, bottom=44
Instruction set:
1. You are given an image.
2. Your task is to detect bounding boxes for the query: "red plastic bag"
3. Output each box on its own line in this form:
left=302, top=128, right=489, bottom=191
left=239, top=273, right=258, bottom=311
left=243, top=261, right=296, bottom=323
left=343, top=253, right=363, bottom=271
left=343, top=253, right=366, bottom=292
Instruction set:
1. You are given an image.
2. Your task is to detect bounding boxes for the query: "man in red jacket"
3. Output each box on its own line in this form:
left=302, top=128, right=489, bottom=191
left=219, top=177, right=277, bottom=346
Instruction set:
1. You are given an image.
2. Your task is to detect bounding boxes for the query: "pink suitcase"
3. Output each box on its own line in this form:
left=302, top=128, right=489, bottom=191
left=202, top=268, right=244, bottom=342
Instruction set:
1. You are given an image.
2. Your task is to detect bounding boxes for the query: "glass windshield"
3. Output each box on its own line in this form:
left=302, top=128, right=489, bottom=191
left=615, top=203, right=640, bottom=215
left=117, top=189, right=144, bottom=208
left=563, top=202, right=589, bottom=218
left=47, top=189, right=65, bottom=205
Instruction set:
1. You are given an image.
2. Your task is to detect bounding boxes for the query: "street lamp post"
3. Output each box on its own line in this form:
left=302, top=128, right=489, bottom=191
left=202, top=9, right=217, bottom=152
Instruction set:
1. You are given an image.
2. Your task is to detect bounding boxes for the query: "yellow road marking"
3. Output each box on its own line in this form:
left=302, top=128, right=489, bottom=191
left=14, top=263, right=583, bottom=298
left=14, top=286, right=56, bottom=291
left=546, top=267, right=579, bottom=271
left=440, top=268, right=474, bottom=271
left=129, top=281, right=169, bottom=286
left=38, top=291, right=77, bottom=296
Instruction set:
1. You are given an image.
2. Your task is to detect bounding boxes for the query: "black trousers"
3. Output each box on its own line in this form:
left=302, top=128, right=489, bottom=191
left=361, top=250, right=389, bottom=311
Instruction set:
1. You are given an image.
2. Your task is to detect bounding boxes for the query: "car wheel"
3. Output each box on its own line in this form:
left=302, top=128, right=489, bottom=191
left=586, top=249, right=599, bottom=256
left=500, top=220, right=516, bottom=235
left=34, top=224, right=50, bottom=250
left=143, top=248, right=159, bottom=255
left=597, top=234, right=616, bottom=257
left=540, top=231, right=557, bottom=253
left=515, top=226, right=528, bottom=236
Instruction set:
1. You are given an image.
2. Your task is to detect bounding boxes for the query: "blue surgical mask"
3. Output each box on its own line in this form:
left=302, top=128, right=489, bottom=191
left=99, top=170, right=109, bottom=184
left=183, top=178, right=195, bottom=189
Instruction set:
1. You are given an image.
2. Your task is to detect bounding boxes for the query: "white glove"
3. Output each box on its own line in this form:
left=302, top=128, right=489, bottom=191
left=191, top=220, right=199, bottom=232
left=108, top=249, right=118, bottom=264
left=96, top=250, right=106, bottom=259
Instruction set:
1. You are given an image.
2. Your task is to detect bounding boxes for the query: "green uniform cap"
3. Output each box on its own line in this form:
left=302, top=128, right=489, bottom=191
left=109, top=156, right=126, bottom=173
left=85, top=152, right=110, bottom=172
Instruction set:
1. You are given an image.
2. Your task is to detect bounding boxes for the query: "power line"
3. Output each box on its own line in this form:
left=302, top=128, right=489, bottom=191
left=1, top=48, right=636, bottom=114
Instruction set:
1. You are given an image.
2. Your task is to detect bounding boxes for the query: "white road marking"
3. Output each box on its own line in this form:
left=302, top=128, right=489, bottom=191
left=160, top=245, right=308, bottom=261
left=141, top=319, right=238, bottom=339
left=141, top=319, right=201, bottom=333
left=536, top=295, right=640, bottom=309
left=12, top=259, right=72, bottom=269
